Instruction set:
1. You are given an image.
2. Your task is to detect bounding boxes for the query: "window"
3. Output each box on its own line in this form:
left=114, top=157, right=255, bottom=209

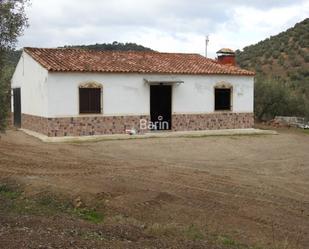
left=79, top=88, right=101, bottom=114
left=215, top=88, right=231, bottom=111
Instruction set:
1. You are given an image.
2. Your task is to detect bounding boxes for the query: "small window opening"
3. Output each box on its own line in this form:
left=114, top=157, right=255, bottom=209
left=79, top=88, right=101, bottom=114
left=215, top=88, right=231, bottom=111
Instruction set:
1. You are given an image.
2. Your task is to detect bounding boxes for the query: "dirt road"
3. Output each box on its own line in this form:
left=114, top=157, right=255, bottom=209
left=0, top=129, right=308, bottom=248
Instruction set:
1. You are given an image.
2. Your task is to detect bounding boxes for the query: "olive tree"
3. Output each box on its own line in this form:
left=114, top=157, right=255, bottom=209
left=254, top=76, right=305, bottom=121
left=0, top=0, right=28, bottom=132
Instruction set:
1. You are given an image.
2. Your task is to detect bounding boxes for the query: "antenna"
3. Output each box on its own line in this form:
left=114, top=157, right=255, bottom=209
left=205, top=35, right=210, bottom=58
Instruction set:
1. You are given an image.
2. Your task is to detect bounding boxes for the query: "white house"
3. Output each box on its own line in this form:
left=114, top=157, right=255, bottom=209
left=11, top=47, right=255, bottom=137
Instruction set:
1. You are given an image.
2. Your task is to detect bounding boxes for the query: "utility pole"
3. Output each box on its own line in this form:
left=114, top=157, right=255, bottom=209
left=205, top=35, right=209, bottom=58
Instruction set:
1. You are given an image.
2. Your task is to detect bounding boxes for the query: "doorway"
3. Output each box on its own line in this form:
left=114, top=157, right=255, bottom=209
left=13, top=88, right=21, bottom=128
left=150, top=85, right=172, bottom=130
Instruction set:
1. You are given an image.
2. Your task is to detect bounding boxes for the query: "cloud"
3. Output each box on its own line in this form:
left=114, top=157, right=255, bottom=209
left=18, top=0, right=309, bottom=58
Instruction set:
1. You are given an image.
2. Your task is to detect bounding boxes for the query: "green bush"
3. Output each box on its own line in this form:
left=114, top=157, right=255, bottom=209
left=0, top=0, right=29, bottom=132
left=290, top=58, right=301, bottom=67
left=278, top=55, right=284, bottom=66
left=0, top=65, right=11, bottom=132
left=272, top=51, right=280, bottom=59
left=254, top=77, right=306, bottom=120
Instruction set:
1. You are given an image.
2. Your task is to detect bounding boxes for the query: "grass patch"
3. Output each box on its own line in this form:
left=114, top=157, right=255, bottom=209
left=35, top=194, right=105, bottom=223
left=34, top=194, right=72, bottom=215
left=72, top=208, right=104, bottom=224
left=217, top=235, right=249, bottom=248
left=218, top=235, right=238, bottom=246
left=0, top=184, right=104, bottom=224
left=184, top=224, right=204, bottom=241
left=145, top=223, right=205, bottom=241
left=0, top=184, right=21, bottom=199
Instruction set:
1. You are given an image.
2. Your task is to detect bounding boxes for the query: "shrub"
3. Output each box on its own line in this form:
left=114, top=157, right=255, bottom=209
left=272, top=51, right=280, bottom=59
left=278, top=55, right=284, bottom=66
left=290, top=58, right=301, bottom=67
left=254, top=77, right=305, bottom=120
left=0, top=65, right=11, bottom=132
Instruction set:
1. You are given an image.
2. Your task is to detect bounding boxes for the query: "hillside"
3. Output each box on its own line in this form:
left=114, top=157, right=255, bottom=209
left=63, top=41, right=153, bottom=52
left=236, top=18, right=309, bottom=90
left=236, top=18, right=309, bottom=120
left=7, top=41, right=153, bottom=68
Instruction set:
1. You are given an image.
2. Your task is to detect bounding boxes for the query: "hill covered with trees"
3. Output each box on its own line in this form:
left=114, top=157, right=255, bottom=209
left=7, top=41, right=153, bottom=68
left=236, top=18, right=309, bottom=120
left=63, top=41, right=153, bottom=52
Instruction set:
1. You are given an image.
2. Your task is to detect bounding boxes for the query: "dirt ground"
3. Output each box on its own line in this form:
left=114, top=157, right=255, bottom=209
left=0, top=128, right=308, bottom=249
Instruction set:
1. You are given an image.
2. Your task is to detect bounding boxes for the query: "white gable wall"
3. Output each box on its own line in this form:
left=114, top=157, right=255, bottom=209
left=11, top=52, right=49, bottom=116
left=46, top=72, right=254, bottom=117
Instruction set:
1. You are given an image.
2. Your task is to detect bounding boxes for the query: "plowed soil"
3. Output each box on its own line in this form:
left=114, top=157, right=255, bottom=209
left=0, top=129, right=308, bottom=248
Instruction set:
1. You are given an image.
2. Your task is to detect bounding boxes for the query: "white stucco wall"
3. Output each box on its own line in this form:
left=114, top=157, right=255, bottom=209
left=172, top=75, right=254, bottom=114
left=11, top=52, right=49, bottom=116
left=47, top=73, right=150, bottom=117
left=46, top=72, right=254, bottom=117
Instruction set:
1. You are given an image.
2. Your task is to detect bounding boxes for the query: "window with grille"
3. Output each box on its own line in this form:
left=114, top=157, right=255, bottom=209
left=79, top=88, right=101, bottom=114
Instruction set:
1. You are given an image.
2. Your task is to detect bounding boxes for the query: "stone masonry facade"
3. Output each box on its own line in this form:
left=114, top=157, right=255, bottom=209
left=21, top=114, right=49, bottom=135
left=19, top=112, right=254, bottom=137
left=172, top=112, right=254, bottom=131
left=21, top=114, right=150, bottom=137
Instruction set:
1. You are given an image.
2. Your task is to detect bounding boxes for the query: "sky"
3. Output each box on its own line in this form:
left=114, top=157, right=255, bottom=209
left=17, top=0, right=309, bottom=58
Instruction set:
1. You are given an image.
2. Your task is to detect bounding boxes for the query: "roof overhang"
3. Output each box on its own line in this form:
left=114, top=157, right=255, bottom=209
left=144, top=77, right=184, bottom=85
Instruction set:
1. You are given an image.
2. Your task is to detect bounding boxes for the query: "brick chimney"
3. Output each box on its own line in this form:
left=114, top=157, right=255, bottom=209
left=216, top=48, right=236, bottom=66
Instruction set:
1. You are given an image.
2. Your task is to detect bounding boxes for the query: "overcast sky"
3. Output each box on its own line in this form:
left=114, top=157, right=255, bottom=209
left=18, top=0, right=309, bottom=58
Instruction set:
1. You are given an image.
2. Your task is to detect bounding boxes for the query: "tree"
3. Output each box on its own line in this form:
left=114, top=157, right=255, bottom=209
left=254, top=76, right=304, bottom=121
left=0, top=0, right=28, bottom=132
left=0, top=65, right=13, bottom=131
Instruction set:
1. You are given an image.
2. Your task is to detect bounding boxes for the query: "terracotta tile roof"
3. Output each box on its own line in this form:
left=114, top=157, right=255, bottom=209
left=24, top=47, right=255, bottom=76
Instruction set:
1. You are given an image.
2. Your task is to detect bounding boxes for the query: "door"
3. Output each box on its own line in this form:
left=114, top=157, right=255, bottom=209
left=13, top=88, right=21, bottom=128
left=150, top=85, right=172, bottom=130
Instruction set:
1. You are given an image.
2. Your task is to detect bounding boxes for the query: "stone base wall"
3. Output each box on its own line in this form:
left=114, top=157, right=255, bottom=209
left=46, top=115, right=150, bottom=137
left=172, top=112, right=254, bottom=131
left=21, top=114, right=149, bottom=137
left=19, top=112, right=254, bottom=137
left=22, top=114, right=49, bottom=135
